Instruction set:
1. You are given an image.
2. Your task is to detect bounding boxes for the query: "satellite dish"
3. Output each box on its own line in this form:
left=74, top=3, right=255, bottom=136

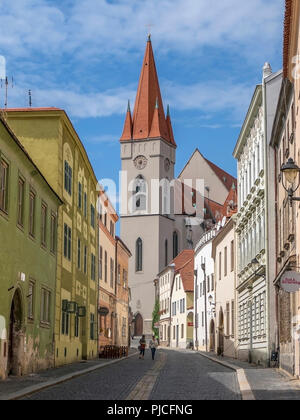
left=221, top=216, right=227, bottom=227
left=216, top=221, right=221, bottom=231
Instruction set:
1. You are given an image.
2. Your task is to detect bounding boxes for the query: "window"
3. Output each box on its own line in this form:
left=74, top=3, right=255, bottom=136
left=122, top=317, right=127, bottom=337
left=165, top=239, right=168, bottom=267
left=77, top=238, right=81, bottom=270
left=84, top=245, right=87, bottom=275
left=231, top=240, right=234, bottom=272
left=173, top=231, right=179, bottom=259
left=91, top=254, right=96, bottom=281
left=110, top=221, right=115, bottom=237
left=231, top=301, right=235, bottom=337
left=133, top=176, right=147, bottom=212
left=90, top=313, right=95, bottom=340
left=123, top=269, right=127, bottom=288
left=75, top=314, right=79, bottom=338
left=78, top=182, right=82, bottom=209
left=50, top=213, right=57, bottom=254
left=224, top=247, right=227, bottom=277
left=211, top=274, right=214, bottom=292
left=64, top=224, right=72, bottom=260
left=41, top=203, right=47, bottom=247
left=181, top=324, right=184, bottom=339
left=84, top=192, right=87, bottom=218
left=91, top=205, right=95, bottom=229
left=28, top=281, right=34, bottom=320
left=62, top=304, right=69, bottom=336
left=99, top=247, right=103, bottom=280
left=136, top=238, right=143, bottom=272
left=0, top=159, right=9, bottom=213
left=219, top=252, right=222, bottom=280
left=118, top=264, right=121, bottom=284
left=64, top=161, right=72, bottom=195
left=110, top=258, right=114, bottom=287
left=17, top=177, right=25, bottom=227
left=104, top=251, right=108, bottom=283
left=41, top=288, right=51, bottom=324
left=29, top=190, right=36, bottom=237
left=226, top=302, right=230, bottom=336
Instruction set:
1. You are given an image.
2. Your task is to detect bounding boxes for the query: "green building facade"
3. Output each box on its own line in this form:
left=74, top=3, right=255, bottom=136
left=0, top=117, right=62, bottom=379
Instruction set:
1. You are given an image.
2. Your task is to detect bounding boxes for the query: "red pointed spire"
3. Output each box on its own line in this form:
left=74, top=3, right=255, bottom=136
left=149, top=97, right=170, bottom=140
left=120, top=100, right=133, bottom=141
left=166, top=105, right=177, bottom=147
left=131, top=37, right=170, bottom=142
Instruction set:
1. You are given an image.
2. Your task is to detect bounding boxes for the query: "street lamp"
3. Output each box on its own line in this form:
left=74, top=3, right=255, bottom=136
left=281, top=158, right=300, bottom=206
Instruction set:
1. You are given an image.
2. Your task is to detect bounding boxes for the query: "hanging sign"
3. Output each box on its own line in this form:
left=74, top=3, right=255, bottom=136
left=281, top=271, right=300, bottom=293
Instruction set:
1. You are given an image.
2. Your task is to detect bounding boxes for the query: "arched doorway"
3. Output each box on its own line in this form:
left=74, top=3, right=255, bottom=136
left=8, top=289, right=24, bottom=376
left=218, top=308, right=224, bottom=356
left=134, top=313, right=143, bottom=337
left=209, top=319, right=215, bottom=352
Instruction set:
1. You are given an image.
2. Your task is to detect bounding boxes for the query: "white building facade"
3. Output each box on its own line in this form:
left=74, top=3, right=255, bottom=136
left=212, top=218, right=237, bottom=358
left=170, top=256, right=194, bottom=350
left=194, top=229, right=217, bottom=352
left=158, top=266, right=172, bottom=347
left=233, top=65, right=282, bottom=366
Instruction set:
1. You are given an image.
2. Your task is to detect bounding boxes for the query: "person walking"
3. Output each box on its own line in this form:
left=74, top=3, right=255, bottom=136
left=149, top=336, right=158, bottom=361
left=139, top=335, right=146, bottom=359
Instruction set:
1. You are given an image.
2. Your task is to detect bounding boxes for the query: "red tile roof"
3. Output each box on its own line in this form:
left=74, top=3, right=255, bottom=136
left=283, top=0, right=293, bottom=79
left=178, top=256, right=194, bottom=292
left=120, top=103, right=133, bottom=141
left=223, top=184, right=238, bottom=218
left=204, top=156, right=237, bottom=192
left=172, top=249, right=194, bottom=271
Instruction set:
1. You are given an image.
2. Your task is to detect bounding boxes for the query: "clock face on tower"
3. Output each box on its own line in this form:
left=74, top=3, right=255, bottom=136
left=164, top=158, right=170, bottom=172
left=134, top=155, right=148, bottom=170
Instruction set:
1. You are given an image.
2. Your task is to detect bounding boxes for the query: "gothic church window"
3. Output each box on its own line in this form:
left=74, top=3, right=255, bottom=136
left=173, top=231, right=179, bottom=259
left=136, top=238, right=143, bottom=272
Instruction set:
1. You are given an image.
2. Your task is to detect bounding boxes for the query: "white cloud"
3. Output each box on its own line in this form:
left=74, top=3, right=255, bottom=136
left=6, top=78, right=253, bottom=122
left=0, top=0, right=283, bottom=61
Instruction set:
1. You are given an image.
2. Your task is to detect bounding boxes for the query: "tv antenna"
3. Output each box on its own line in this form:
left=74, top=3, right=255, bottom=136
left=0, top=76, right=14, bottom=109
left=28, top=89, right=32, bottom=107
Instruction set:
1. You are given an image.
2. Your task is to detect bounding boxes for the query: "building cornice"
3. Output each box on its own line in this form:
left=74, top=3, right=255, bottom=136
left=233, top=86, right=262, bottom=159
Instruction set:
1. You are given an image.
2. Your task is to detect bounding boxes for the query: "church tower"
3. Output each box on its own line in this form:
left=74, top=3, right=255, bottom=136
left=120, top=37, right=177, bottom=336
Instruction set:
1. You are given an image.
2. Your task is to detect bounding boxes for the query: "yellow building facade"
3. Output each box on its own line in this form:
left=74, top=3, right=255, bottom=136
left=6, top=108, right=98, bottom=366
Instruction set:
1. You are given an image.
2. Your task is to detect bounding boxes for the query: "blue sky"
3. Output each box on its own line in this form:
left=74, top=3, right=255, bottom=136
left=0, top=0, right=284, bottom=190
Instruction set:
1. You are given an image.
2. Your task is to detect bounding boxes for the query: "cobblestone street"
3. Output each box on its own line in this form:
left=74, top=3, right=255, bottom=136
left=1, top=349, right=300, bottom=400
left=22, top=350, right=241, bottom=400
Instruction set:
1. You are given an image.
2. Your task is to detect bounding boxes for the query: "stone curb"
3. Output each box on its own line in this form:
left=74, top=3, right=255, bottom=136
left=198, top=352, right=256, bottom=401
left=0, top=351, right=139, bottom=401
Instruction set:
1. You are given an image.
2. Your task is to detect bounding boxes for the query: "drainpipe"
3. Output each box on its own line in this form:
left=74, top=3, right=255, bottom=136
left=194, top=269, right=199, bottom=351
left=169, top=264, right=176, bottom=347
left=201, top=263, right=208, bottom=352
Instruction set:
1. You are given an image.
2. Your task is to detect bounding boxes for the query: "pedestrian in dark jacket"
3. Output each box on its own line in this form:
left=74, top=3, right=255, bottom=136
left=149, top=336, right=158, bottom=360
left=139, top=335, right=146, bottom=359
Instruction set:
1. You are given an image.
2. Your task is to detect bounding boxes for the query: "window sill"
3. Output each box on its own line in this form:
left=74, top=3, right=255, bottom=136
left=40, top=322, right=51, bottom=329
left=17, top=223, right=25, bottom=233
left=29, top=234, right=36, bottom=242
